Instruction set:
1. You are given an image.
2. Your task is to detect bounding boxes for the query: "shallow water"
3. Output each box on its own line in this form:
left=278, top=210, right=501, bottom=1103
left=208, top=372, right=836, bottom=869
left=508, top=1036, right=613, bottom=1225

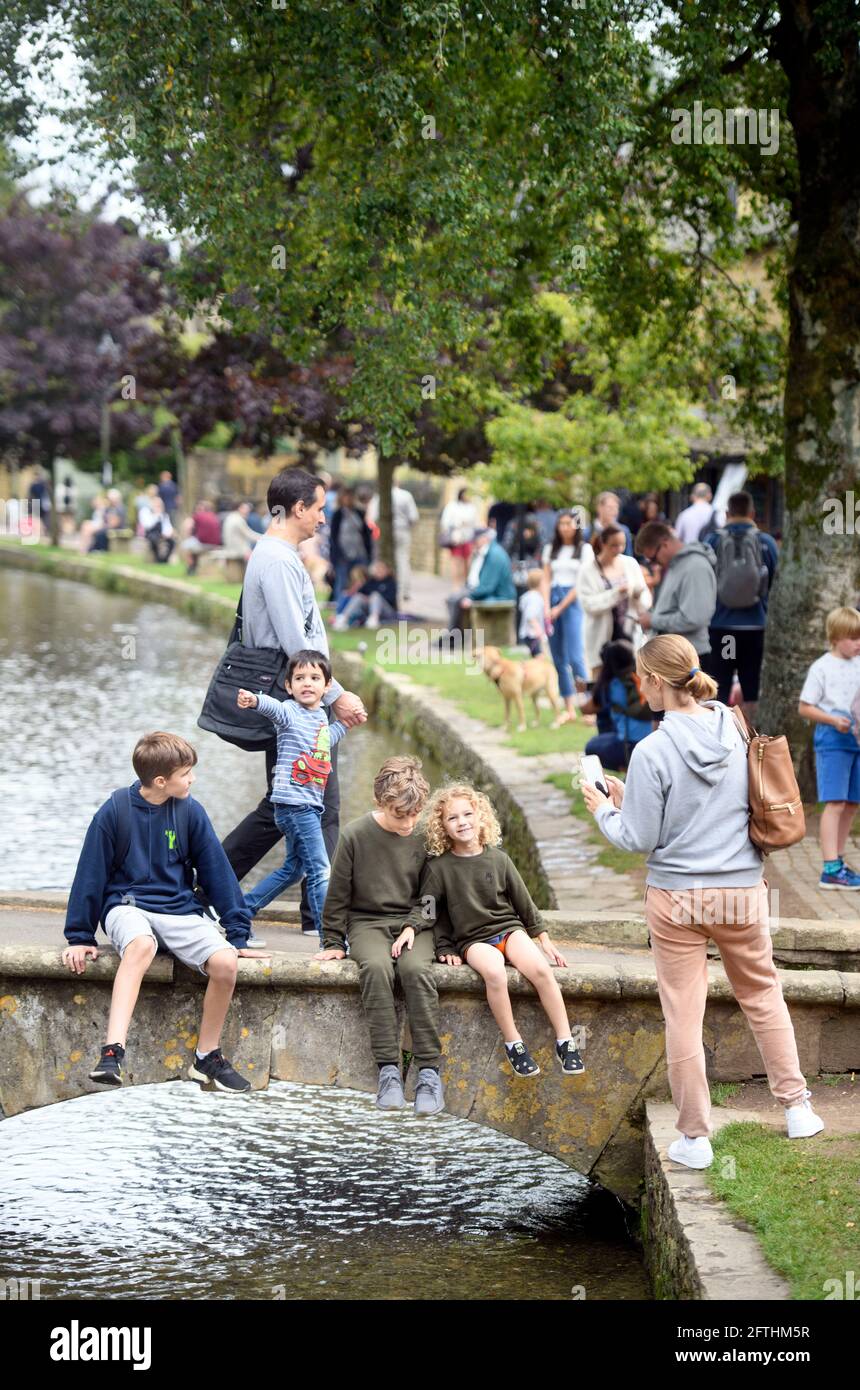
left=0, top=567, right=422, bottom=891
left=0, top=565, right=650, bottom=1301
left=0, top=1081, right=649, bottom=1301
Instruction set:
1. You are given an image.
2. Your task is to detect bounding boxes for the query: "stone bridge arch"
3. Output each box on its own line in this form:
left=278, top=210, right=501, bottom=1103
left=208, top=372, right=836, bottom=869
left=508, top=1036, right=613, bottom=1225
left=2, top=943, right=857, bottom=1206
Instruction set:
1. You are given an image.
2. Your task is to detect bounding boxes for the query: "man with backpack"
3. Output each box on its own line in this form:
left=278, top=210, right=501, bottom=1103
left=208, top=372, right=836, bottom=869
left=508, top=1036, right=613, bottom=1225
left=634, top=520, right=718, bottom=655
left=62, top=732, right=270, bottom=1092
left=702, top=491, right=778, bottom=721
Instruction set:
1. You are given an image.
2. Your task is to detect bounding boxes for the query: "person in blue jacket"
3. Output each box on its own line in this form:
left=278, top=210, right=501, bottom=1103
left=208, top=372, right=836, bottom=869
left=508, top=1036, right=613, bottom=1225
left=584, top=640, right=653, bottom=771
left=62, top=732, right=269, bottom=1093
left=444, top=525, right=517, bottom=633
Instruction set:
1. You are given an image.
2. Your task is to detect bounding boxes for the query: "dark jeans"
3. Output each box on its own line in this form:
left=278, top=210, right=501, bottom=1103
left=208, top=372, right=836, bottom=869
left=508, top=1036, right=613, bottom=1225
left=222, top=742, right=340, bottom=932
left=147, top=529, right=175, bottom=564
left=244, top=804, right=330, bottom=938
left=703, top=627, right=765, bottom=704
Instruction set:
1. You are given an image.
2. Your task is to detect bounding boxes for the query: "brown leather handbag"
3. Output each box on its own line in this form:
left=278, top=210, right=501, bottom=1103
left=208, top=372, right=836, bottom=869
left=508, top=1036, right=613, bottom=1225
left=731, top=707, right=805, bottom=853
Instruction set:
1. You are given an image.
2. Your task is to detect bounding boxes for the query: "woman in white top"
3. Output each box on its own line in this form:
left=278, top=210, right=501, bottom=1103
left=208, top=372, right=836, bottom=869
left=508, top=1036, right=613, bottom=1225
left=541, top=510, right=593, bottom=725
left=579, top=524, right=652, bottom=677
left=439, top=487, right=479, bottom=584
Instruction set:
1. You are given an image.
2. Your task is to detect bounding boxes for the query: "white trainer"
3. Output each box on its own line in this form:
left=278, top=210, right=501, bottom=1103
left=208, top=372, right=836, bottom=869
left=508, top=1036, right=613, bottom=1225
left=785, top=1090, right=825, bottom=1139
left=667, top=1135, right=714, bottom=1169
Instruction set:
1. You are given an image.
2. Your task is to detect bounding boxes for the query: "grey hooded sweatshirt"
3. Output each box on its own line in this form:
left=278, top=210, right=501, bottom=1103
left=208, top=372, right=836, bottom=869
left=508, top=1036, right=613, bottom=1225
left=651, top=542, right=717, bottom=655
left=595, top=702, right=762, bottom=888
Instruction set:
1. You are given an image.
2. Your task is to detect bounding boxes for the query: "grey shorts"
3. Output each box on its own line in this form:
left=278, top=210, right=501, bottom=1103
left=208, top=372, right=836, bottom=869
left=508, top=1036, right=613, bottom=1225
left=104, top=904, right=236, bottom=976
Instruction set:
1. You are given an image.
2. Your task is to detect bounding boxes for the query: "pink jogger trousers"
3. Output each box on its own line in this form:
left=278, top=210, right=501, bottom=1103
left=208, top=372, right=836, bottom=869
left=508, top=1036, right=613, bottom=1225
left=645, top=881, right=808, bottom=1137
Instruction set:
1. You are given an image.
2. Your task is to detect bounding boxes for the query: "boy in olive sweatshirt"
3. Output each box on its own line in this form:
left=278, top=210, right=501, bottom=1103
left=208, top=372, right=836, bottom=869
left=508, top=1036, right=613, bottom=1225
left=316, top=756, right=444, bottom=1115
left=411, top=783, right=585, bottom=1079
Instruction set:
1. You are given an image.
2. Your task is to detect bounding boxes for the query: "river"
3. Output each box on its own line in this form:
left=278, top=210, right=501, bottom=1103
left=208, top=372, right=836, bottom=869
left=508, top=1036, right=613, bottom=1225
left=0, top=566, right=650, bottom=1300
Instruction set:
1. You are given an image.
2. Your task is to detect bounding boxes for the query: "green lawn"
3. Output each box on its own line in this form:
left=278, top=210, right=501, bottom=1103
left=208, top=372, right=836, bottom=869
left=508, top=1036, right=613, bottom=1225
left=330, top=626, right=594, bottom=759
left=0, top=540, right=245, bottom=602
left=709, top=1122, right=860, bottom=1300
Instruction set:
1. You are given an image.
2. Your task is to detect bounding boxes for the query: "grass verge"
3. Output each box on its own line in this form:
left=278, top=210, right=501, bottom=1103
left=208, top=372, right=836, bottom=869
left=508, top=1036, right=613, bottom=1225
left=709, top=1122, right=859, bottom=1300
left=330, top=626, right=594, bottom=758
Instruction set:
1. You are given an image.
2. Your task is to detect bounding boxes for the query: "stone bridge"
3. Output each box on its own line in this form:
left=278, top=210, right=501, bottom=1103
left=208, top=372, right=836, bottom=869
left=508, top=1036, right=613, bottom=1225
left=1, top=901, right=857, bottom=1206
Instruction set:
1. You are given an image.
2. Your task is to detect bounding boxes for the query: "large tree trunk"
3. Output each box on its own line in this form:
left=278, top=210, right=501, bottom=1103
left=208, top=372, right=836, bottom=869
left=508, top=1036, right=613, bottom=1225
left=758, top=0, right=860, bottom=797
left=376, top=452, right=396, bottom=570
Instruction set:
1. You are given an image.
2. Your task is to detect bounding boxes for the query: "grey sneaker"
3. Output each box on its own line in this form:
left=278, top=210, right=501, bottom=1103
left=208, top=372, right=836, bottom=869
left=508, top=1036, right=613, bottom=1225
left=376, top=1064, right=405, bottom=1111
left=413, top=1067, right=445, bottom=1117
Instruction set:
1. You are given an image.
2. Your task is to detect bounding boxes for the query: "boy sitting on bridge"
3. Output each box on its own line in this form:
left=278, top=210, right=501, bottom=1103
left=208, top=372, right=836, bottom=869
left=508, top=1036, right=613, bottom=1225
left=62, top=732, right=269, bottom=1093
left=314, top=756, right=446, bottom=1116
left=413, top=783, right=585, bottom=1079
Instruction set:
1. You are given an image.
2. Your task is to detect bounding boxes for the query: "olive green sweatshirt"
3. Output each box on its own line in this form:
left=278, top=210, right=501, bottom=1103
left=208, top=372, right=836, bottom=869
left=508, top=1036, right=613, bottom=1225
left=322, top=812, right=428, bottom=951
left=409, top=846, right=544, bottom=957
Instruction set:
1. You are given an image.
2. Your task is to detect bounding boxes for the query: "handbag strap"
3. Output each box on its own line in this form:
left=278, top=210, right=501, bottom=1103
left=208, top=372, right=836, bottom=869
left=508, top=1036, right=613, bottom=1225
left=230, top=588, right=244, bottom=646
left=730, top=703, right=758, bottom=743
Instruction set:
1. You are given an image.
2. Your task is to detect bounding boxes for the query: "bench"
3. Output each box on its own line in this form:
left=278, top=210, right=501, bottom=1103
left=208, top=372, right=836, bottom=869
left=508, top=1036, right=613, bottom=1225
left=469, top=599, right=516, bottom=647
left=107, top=528, right=138, bottom=555
left=195, top=549, right=247, bottom=584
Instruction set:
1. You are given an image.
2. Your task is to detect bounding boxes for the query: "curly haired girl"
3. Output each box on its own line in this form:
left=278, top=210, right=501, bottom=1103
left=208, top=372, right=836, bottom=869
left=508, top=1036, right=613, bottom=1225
left=411, top=783, right=585, bottom=1078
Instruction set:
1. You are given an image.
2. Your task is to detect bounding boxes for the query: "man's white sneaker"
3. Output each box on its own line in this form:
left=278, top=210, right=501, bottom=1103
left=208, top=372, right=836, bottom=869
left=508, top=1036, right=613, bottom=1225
left=667, top=1135, right=714, bottom=1169
left=785, top=1091, right=825, bottom=1139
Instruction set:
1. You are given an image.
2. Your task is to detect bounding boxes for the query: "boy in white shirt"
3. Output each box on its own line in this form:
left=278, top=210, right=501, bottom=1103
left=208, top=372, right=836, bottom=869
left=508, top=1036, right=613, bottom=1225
left=798, top=606, right=860, bottom=889
left=518, top=570, right=547, bottom=656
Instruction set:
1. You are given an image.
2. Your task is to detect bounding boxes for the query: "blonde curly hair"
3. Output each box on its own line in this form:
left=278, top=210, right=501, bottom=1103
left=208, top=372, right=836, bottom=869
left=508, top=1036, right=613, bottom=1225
left=422, top=783, right=502, bottom=857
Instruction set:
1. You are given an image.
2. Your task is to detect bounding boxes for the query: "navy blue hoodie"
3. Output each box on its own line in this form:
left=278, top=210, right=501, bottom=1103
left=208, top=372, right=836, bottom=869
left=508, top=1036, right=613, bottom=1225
left=64, top=782, right=251, bottom=948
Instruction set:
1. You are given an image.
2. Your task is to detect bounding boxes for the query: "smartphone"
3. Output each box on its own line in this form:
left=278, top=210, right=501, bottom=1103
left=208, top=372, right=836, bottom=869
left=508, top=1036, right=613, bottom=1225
left=579, top=754, right=609, bottom=797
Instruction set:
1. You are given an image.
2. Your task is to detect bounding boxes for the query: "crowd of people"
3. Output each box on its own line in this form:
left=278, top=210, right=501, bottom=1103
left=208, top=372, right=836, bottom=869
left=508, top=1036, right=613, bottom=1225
left=435, top=483, right=776, bottom=740
left=58, top=466, right=827, bottom=1169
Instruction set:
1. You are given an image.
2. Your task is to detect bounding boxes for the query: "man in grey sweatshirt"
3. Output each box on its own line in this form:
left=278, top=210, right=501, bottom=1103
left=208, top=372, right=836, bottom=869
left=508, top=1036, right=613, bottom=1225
left=221, top=469, right=367, bottom=920
left=636, top=521, right=717, bottom=655
left=594, top=702, right=762, bottom=887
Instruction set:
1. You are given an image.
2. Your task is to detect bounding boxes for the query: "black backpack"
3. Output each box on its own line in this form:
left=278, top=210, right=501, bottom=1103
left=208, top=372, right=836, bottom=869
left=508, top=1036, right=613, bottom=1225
left=713, top=527, right=767, bottom=609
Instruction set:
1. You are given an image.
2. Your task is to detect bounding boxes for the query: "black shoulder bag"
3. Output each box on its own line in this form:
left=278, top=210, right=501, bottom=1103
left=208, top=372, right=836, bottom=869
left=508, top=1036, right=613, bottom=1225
left=197, top=591, right=290, bottom=752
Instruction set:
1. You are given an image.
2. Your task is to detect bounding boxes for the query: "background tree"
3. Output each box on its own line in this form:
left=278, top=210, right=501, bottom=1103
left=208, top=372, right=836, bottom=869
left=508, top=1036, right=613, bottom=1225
left=0, top=195, right=184, bottom=496
left=0, top=0, right=637, bottom=563
left=1, top=3, right=857, bottom=785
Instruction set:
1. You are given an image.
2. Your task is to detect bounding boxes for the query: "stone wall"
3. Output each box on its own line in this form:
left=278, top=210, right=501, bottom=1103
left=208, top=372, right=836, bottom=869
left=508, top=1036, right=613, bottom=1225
left=1, top=940, right=858, bottom=1208
left=641, top=1103, right=791, bottom=1300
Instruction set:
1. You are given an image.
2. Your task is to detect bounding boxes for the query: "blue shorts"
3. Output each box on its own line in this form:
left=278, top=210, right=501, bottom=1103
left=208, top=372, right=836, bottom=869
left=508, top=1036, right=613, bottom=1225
left=814, top=720, right=860, bottom=803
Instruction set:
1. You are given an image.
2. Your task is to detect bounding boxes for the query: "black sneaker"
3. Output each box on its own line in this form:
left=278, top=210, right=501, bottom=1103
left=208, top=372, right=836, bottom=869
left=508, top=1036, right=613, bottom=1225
left=556, top=1040, right=585, bottom=1075
left=188, top=1049, right=251, bottom=1094
left=505, top=1040, right=540, bottom=1077
left=90, top=1043, right=125, bottom=1086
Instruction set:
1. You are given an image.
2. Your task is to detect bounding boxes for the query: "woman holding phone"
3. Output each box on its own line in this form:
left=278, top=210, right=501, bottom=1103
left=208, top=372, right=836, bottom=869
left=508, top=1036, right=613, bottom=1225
left=580, top=633, right=823, bottom=1168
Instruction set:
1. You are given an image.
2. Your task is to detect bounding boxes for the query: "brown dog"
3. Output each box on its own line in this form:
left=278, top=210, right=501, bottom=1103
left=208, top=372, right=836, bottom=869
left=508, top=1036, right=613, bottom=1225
left=480, top=645, right=564, bottom=731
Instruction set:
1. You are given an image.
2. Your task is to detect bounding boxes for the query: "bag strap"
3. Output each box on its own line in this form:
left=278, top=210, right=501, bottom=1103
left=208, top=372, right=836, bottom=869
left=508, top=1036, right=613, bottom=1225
left=110, top=788, right=133, bottom=872
left=730, top=703, right=758, bottom=743
left=230, top=588, right=244, bottom=645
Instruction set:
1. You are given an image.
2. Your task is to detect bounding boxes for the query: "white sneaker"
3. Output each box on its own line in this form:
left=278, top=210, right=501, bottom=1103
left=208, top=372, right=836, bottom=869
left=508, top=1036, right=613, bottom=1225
left=332, top=615, right=348, bottom=632
left=667, top=1135, right=714, bottom=1169
left=785, top=1090, right=825, bottom=1139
